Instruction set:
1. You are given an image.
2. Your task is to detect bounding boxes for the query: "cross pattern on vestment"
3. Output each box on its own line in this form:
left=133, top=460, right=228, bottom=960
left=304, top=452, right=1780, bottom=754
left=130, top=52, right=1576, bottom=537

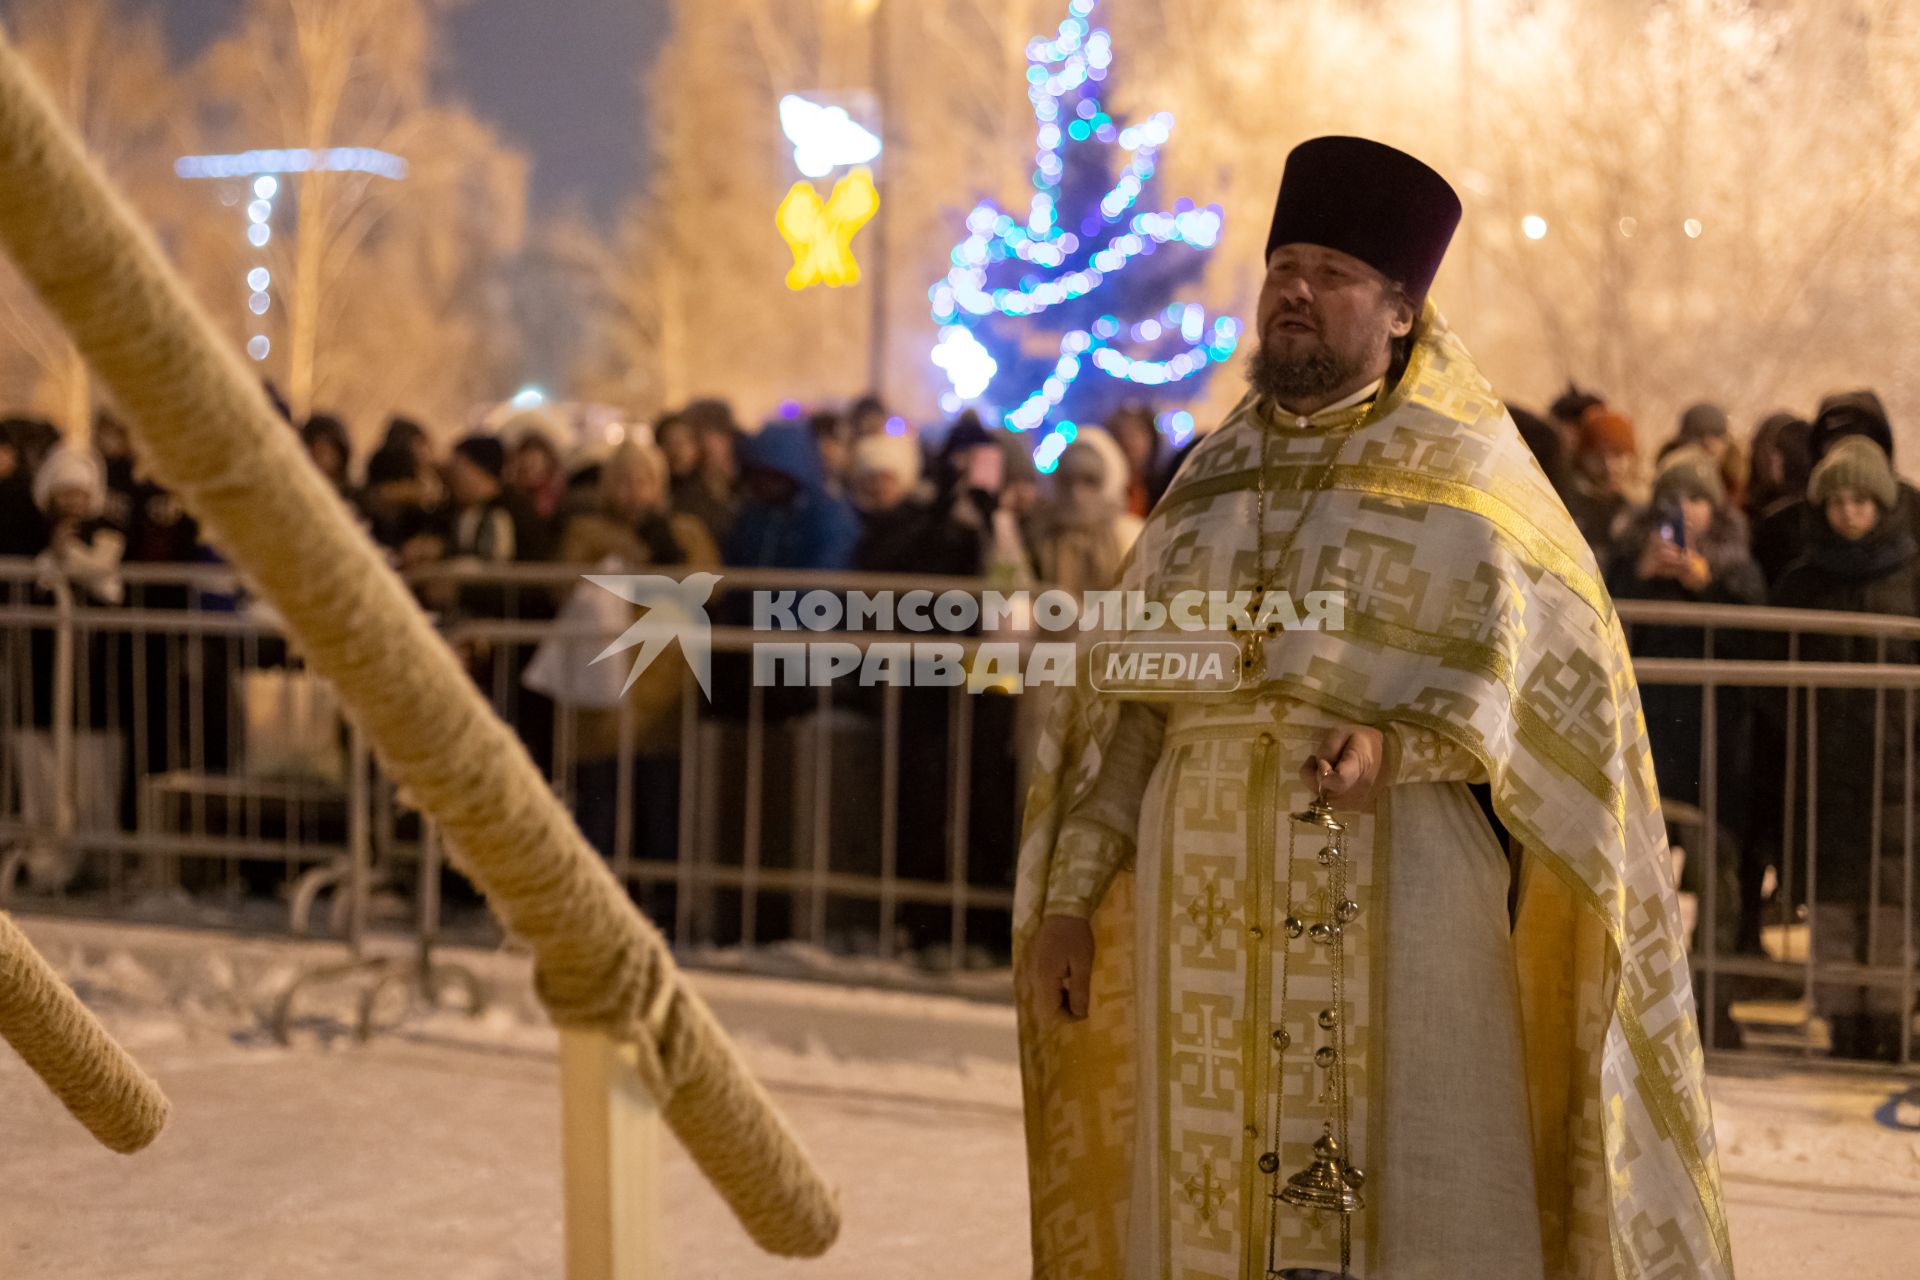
left=1182, top=1153, right=1228, bottom=1226
left=1183, top=743, right=1245, bottom=831
left=1185, top=875, right=1231, bottom=948
left=1172, top=998, right=1238, bottom=1102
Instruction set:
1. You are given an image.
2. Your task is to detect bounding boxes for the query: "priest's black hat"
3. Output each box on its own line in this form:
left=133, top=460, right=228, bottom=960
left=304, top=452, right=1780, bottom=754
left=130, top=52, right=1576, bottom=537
left=1265, top=136, right=1462, bottom=304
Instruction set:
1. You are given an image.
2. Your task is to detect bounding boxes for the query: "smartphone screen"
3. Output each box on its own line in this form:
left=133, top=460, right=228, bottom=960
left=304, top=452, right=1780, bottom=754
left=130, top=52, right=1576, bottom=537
left=966, top=445, right=1004, bottom=493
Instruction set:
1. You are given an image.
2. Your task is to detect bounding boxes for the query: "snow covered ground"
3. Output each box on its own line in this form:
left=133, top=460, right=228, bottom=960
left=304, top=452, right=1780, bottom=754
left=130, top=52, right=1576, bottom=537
left=1, top=916, right=1915, bottom=1278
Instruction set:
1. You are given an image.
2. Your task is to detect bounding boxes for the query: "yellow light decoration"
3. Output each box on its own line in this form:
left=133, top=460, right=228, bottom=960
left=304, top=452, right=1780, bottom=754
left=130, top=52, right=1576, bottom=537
left=775, top=165, right=879, bottom=291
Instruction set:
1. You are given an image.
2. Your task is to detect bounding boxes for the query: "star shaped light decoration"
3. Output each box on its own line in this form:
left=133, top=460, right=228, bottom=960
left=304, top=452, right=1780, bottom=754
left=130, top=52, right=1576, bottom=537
left=775, top=166, right=880, bottom=291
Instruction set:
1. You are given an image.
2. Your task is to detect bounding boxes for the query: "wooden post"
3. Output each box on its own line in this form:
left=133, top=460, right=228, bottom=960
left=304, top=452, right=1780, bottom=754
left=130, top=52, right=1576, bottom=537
left=559, top=1028, right=664, bottom=1280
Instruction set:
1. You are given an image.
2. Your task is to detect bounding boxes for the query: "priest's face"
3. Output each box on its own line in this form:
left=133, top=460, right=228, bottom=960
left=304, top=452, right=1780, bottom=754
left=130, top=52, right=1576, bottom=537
left=1250, top=243, right=1415, bottom=409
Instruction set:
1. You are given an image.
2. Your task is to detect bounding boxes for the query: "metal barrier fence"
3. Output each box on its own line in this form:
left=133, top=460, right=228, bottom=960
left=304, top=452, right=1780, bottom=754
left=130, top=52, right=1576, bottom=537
left=2, top=558, right=1916, bottom=1063
left=0, top=558, right=1028, bottom=976
left=1620, top=599, right=1920, bottom=1067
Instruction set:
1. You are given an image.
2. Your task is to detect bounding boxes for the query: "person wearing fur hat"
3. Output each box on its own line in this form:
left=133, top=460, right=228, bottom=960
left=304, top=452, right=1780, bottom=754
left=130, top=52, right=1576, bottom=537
left=849, top=432, right=930, bottom=580
left=1765, top=435, right=1920, bottom=1060
left=1561, top=402, right=1638, bottom=558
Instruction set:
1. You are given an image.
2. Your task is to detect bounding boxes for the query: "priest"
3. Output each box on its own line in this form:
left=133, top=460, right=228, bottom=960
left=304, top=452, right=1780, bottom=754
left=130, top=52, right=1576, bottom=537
left=1013, top=136, right=1730, bottom=1279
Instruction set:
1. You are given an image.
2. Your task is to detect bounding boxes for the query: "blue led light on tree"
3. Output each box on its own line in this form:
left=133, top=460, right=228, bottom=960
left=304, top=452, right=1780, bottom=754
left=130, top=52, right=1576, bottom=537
left=926, top=0, right=1238, bottom=467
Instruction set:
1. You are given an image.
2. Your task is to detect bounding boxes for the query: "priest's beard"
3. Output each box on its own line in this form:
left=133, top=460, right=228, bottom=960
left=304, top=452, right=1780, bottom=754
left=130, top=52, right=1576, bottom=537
left=1246, top=338, right=1368, bottom=407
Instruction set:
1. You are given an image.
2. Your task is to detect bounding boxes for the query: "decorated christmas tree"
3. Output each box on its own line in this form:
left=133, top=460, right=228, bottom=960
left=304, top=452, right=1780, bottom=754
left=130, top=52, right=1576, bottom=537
left=928, top=0, right=1239, bottom=468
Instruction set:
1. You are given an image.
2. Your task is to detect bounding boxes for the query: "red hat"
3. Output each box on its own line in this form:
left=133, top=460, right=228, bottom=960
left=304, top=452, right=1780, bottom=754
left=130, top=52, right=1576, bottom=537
left=1578, top=405, right=1637, bottom=458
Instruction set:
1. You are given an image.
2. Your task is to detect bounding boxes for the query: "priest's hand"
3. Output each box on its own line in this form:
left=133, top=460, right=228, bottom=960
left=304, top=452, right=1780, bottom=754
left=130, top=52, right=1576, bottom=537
left=1300, top=724, right=1385, bottom=809
left=1027, top=914, right=1096, bottom=1024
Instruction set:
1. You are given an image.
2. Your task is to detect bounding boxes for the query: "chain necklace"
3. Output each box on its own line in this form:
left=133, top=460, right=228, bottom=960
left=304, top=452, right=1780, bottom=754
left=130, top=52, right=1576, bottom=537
left=1239, top=391, right=1376, bottom=1279
left=1235, top=394, right=1374, bottom=680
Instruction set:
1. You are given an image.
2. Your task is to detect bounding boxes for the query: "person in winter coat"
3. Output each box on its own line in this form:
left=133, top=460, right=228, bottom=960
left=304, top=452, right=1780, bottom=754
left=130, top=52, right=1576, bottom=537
left=32, top=443, right=125, bottom=606
left=1747, top=412, right=1814, bottom=584
left=723, top=422, right=861, bottom=571
left=558, top=438, right=720, bottom=577
left=1665, top=401, right=1746, bottom=513
left=1026, top=425, right=1144, bottom=597
left=1563, top=403, right=1637, bottom=559
left=1547, top=384, right=1605, bottom=462
left=849, top=431, right=930, bottom=573
left=300, top=414, right=353, bottom=497
left=359, top=442, right=438, bottom=557
left=848, top=431, right=923, bottom=517
left=552, top=439, right=719, bottom=884
left=1606, top=446, right=1764, bottom=1002
left=1607, top=445, right=1765, bottom=796
left=0, top=418, right=48, bottom=559
left=1104, top=402, right=1169, bottom=516
left=1755, top=391, right=1920, bottom=587
left=503, top=411, right=568, bottom=561
left=1768, top=436, right=1920, bottom=1060
left=1509, top=405, right=1571, bottom=501
left=672, top=400, right=741, bottom=549
left=861, top=411, right=1033, bottom=582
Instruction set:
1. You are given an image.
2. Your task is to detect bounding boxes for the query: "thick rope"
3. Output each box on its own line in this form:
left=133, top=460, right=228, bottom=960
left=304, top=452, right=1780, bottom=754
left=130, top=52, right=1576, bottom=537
left=0, top=33, right=837, bottom=1256
left=0, top=911, right=168, bottom=1152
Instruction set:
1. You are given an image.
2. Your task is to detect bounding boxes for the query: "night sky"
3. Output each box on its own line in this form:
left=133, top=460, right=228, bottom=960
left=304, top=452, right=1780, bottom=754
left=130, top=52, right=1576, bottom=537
left=151, top=0, right=669, bottom=224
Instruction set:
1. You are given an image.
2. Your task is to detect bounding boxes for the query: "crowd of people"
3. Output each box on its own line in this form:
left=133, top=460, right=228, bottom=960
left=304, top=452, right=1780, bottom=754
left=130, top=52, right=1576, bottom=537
left=0, top=387, right=1163, bottom=962
left=1515, top=385, right=1920, bottom=1060
left=3, top=380, right=1917, bottom=1050
left=1, top=389, right=1166, bottom=605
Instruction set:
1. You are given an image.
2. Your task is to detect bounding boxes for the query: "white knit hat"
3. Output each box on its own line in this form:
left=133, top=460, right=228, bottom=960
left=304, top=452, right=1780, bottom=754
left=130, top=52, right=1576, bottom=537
left=31, top=444, right=105, bottom=516
left=850, top=433, right=922, bottom=490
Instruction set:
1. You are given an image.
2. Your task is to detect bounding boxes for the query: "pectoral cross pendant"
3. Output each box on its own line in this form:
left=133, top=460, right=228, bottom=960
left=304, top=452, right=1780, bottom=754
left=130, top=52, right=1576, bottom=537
left=1237, top=587, right=1272, bottom=679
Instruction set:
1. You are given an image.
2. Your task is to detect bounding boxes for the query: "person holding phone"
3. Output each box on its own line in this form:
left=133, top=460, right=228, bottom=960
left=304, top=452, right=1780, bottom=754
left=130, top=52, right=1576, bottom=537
left=1606, top=444, right=1765, bottom=1015
left=1608, top=445, right=1760, bottom=605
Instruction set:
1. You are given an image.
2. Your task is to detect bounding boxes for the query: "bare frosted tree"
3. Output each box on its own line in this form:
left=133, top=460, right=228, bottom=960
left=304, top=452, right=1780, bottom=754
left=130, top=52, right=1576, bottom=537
left=505, top=201, right=668, bottom=422
left=636, top=0, right=1920, bottom=453
left=641, top=0, right=1072, bottom=421
left=644, top=0, right=878, bottom=417
left=0, top=0, right=214, bottom=434
left=200, top=0, right=527, bottom=444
